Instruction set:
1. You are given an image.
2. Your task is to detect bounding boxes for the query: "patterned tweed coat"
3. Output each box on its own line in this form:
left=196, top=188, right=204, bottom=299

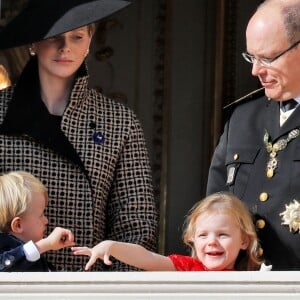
left=0, top=59, right=158, bottom=271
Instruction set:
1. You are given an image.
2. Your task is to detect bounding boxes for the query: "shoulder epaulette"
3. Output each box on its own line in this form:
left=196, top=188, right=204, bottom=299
left=223, top=87, right=265, bottom=109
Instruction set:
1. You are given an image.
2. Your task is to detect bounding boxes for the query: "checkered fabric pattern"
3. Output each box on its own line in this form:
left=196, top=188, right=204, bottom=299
left=0, top=74, right=158, bottom=271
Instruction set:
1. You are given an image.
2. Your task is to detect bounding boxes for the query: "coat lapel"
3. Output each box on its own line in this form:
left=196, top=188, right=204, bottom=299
left=279, top=105, right=300, bottom=136
left=265, top=101, right=300, bottom=141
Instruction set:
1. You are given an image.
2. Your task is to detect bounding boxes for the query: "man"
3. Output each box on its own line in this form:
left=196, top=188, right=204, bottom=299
left=206, top=0, right=300, bottom=270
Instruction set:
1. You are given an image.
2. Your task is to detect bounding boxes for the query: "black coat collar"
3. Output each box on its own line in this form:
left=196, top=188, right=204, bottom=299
left=0, top=57, right=87, bottom=168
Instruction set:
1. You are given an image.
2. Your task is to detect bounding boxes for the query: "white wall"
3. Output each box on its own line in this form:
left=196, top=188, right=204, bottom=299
left=0, top=272, right=299, bottom=299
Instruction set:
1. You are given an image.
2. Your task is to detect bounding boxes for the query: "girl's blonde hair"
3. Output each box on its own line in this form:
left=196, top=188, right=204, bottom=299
left=183, top=192, right=262, bottom=270
left=0, top=171, right=47, bottom=232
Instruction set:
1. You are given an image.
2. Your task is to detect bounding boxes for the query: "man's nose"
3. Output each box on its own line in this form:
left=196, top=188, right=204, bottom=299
left=251, top=60, right=266, bottom=76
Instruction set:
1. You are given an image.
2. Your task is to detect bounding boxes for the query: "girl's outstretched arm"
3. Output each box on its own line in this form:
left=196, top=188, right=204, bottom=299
left=72, top=240, right=176, bottom=271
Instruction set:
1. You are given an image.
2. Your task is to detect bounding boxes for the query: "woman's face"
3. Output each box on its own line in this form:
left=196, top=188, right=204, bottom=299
left=32, top=26, right=92, bottom=81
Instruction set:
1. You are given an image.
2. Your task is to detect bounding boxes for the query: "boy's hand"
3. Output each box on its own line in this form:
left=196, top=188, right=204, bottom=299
left=36, top=227, right=75, bottom=254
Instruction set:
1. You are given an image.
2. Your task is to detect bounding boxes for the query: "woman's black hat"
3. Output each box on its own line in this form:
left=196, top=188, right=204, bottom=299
left=0, top=0, right=130, bottom=49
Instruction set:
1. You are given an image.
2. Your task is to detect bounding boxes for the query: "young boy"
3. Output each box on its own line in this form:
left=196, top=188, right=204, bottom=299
left=0, top=171, right=74, bottom=271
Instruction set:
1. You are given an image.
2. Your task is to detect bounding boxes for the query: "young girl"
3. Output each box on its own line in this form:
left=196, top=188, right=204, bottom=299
left=73, top=192, right=262, bottom=271
left=0, top=171, right=74, bottom=271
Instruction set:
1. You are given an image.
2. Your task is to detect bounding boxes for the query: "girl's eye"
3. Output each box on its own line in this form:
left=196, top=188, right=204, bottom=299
left=197, top=233, right=207, bottom=238
left=219, top=233, right=229, bottom=238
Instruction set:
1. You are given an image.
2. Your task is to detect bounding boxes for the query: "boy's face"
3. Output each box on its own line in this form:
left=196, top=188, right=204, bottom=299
left=18, top=192, right=48, bottom=242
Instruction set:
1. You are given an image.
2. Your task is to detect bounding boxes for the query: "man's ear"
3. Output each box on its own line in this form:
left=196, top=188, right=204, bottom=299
left=10, top=217, right=23, bottom=234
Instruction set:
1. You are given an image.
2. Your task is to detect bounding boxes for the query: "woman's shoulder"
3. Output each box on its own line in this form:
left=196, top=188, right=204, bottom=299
left=0, top=85, right=14, bottom=103
left=89, top=89, right=138, bottom=118
left=0, top=86, right=14, bottom=120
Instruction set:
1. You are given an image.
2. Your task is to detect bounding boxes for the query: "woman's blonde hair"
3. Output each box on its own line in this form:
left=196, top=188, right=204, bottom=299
left=0, top=64, right=11, bottom=89
left=183, top=192, right=262, bottom=270
left=88, top=23, right=96, bottom=36
left=0, top=171, right=47, bottom=232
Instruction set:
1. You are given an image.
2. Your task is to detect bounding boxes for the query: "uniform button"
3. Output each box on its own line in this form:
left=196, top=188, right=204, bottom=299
left=233, top=154, right=239, bottom=160
left=4, top=259, right=11, bottom=266
left=259, top=192, right=269, bottom=202
left=258, top=247, right=264, bottom=257
left=256, top=219, right=266, bottom=229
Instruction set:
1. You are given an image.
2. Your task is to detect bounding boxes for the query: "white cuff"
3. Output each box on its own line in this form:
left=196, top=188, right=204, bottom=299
left=23, top=240, right=40, bottom=262
left=259, top=262, right=272, bottom=271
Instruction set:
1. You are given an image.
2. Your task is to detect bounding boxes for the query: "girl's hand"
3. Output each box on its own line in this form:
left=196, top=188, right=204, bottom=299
left=72, top=240, right=114, bottom=270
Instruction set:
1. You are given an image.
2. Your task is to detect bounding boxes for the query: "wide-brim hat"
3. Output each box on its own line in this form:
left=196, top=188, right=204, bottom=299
left=0, top=0, right=131, bottom=49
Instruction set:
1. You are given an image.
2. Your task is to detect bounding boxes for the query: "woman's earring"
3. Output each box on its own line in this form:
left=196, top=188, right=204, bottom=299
left=29, top=47, right=36, bottom=56
left=85, top=48, right=89, bottom=57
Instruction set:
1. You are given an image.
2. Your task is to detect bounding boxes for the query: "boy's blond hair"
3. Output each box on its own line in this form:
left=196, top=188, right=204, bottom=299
left=0, top=171, right=47, bottom=232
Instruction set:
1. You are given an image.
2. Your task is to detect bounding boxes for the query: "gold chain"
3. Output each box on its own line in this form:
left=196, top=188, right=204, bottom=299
left=264, top=129, right=300, bottom=178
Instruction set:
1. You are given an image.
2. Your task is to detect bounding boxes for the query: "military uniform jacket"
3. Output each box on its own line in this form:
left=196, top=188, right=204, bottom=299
left=0, top=60, right=158, bottom=271
left=207, top=95, right=300, bottom=270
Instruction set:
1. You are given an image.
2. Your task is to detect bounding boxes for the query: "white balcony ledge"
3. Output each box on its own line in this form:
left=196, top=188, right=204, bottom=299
left=0, top=271, right=299, bottom=299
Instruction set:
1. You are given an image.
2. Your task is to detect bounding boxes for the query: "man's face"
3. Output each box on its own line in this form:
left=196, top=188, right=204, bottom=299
left=245, top=8, right=300, bottom=101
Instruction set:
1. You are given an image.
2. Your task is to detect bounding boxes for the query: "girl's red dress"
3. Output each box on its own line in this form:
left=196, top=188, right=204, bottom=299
left=168, top=254, right=207, bottom=271
left=168, top=254, right=235, bottom=271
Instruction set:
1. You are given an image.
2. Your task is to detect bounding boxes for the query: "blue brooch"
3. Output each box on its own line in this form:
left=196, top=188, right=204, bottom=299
left=93, top=131, right=105, bottom=145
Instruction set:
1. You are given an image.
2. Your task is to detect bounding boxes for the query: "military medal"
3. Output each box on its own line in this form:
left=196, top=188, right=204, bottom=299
left=280, top=199, right=300, bottom=233
left=264, top=129, right=300, bottom=178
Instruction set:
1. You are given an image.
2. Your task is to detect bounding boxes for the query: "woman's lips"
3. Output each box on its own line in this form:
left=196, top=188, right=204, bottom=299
left=54, top=58, right=73, bottom=63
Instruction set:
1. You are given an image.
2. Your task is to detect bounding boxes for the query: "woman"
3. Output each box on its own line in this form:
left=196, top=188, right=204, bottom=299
left=0, top=0, right=158, bottom=271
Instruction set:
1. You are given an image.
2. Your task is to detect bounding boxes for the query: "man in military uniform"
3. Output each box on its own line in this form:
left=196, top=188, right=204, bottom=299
left=206, top=0, right=300, bottom=270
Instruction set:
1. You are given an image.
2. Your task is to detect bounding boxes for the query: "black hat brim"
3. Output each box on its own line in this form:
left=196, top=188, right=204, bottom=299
left=0, top=0, right=130, bottom=49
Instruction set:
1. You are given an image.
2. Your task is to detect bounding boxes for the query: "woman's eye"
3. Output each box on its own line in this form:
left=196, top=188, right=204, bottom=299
left=47, top=37, right=57, bottom=42
left=73, top=35, right=83, bottom=40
